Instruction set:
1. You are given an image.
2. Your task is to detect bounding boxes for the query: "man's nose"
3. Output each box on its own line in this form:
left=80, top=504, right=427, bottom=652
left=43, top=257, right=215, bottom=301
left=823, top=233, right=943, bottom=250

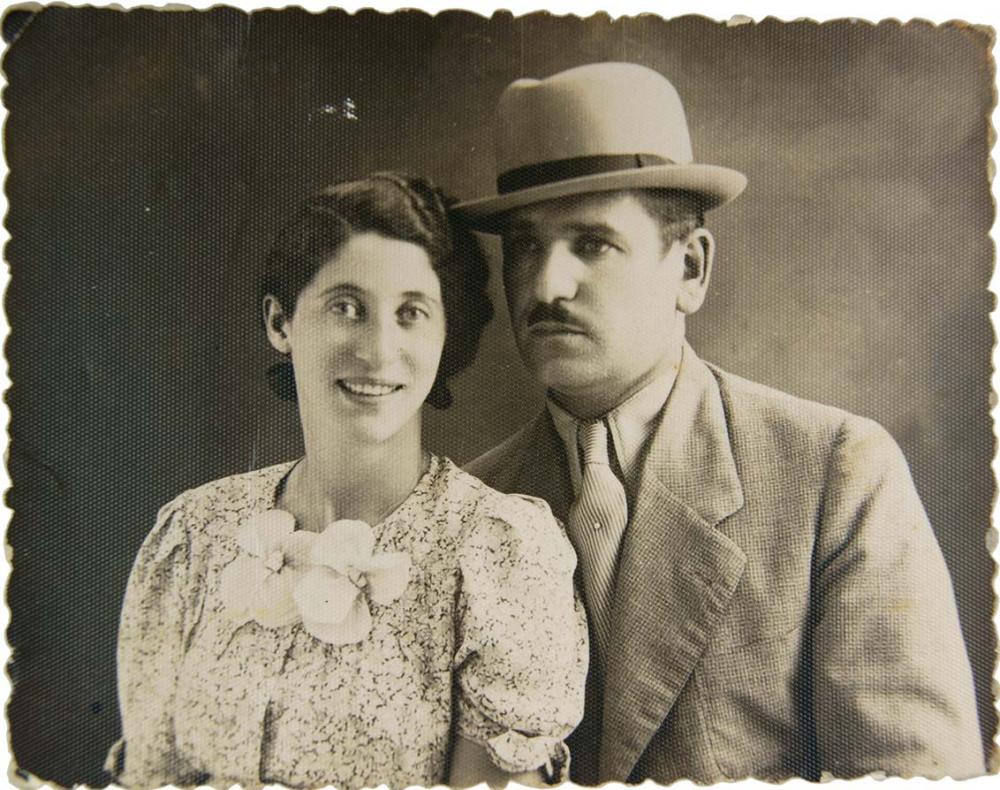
left=533, top=243, right=580, bottom=304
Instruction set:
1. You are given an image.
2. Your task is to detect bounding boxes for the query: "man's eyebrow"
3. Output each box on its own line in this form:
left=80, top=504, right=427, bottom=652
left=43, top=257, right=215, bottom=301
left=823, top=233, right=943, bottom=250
left=501, top=219, right=539, bottom=235
left=564, top=221, right=621, bottom=237
left=501, top=219, right=623, bottom=237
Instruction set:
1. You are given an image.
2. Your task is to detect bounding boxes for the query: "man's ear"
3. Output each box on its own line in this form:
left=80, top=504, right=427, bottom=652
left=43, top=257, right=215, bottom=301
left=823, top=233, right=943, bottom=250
left=263, top=295, right=293, bottom=354
left=676, top=228, right=715, bottom=315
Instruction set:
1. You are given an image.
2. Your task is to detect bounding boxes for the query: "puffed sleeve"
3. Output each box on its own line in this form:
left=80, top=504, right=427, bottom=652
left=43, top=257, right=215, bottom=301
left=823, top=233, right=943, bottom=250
left=812, top=417, right=984, bottom=778
left=454, top=491, right=588, bottom=778
left=106, top=495, right=202, bottom=787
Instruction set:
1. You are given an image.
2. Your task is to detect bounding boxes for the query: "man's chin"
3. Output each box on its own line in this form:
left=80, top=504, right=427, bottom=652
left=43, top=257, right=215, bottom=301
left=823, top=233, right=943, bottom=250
left=529, top=358, right=606, bottom=397
left=520, top=334, right=591, bottom=365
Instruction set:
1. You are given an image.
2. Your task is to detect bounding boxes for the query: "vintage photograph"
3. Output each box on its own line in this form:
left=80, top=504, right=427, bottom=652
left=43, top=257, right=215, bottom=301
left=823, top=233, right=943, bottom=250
left=3, top=6, right=996, bottom=787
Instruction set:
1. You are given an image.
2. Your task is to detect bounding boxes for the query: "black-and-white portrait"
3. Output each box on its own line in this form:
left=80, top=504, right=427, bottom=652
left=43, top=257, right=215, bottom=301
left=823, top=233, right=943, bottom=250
left=3, top=5, right=996, bottom=787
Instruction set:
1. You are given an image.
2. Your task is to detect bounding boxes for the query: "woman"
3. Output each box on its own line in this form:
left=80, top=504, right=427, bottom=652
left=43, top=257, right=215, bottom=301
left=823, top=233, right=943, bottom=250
left=107, top=174, right=588, bottom=788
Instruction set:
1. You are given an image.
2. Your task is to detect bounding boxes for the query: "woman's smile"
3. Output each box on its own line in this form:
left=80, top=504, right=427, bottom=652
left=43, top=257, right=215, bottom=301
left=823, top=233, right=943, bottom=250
left=271, top=232, right=447, bottom=443
left=337, top=378, right=406, bottom=398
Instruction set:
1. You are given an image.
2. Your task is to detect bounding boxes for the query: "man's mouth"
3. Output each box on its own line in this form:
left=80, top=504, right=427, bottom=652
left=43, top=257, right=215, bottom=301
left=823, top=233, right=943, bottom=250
left=527, top=320, right=588, bottom=336
left=337, top=379, right=405, bottom=397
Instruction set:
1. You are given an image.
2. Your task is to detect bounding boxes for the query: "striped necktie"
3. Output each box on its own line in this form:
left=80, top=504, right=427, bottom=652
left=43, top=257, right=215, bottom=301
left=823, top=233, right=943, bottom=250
left=567, top=419, right=629, bottom=665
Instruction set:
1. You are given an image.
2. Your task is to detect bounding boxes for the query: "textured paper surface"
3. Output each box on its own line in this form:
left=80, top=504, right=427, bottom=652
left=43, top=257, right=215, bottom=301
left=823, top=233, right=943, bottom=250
left=2, top=5, right=996, bottom=785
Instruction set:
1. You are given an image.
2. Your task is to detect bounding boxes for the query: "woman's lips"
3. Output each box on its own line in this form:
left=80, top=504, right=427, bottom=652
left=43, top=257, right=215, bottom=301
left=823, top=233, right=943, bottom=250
left=337, top=379, right=405, bottom=397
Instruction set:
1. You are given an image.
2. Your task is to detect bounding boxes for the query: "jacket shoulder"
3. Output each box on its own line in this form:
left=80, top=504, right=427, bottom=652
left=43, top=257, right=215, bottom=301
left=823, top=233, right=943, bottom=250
left=464, top=418, right=541, bottom=490
left=706, top=362, right=906, bottom=489
left=708, top=363, right=881, bottom=442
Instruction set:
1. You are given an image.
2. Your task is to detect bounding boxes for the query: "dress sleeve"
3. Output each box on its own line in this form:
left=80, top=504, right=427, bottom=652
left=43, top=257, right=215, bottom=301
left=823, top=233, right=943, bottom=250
left=454, top=491, right=588, bottom=778
left=107, top=494, right=201, bottom=787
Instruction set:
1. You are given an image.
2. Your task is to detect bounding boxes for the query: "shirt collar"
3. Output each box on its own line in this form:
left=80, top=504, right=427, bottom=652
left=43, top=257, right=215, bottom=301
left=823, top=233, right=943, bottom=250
left=546, top=361, right=679, bottom=496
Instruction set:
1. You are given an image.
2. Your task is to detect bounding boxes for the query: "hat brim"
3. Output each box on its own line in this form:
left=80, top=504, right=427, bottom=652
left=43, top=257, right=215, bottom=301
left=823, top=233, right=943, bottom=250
left=452, top=163, right=746, bottom=233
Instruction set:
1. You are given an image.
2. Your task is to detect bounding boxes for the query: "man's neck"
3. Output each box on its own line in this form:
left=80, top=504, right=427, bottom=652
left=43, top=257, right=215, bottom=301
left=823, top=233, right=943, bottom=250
left=548, top=344, right=684, bottom=421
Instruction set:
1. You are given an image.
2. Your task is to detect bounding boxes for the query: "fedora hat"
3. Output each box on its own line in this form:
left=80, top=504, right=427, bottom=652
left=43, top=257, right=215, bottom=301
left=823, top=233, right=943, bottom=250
left=454, top=62, right=746, bottom=231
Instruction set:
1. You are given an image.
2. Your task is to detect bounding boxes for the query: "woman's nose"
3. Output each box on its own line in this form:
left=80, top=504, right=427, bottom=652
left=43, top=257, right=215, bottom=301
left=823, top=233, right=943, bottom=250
left=353, top=316, right=398, bottom=367
left=533, top=244, right=580, bottom=304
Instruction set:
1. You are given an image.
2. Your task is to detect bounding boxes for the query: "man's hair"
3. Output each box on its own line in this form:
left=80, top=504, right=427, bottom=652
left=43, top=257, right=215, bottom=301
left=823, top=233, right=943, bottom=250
left=259, top=172, right=493, bottom=409
left=630, top=189, right=705, bottom=251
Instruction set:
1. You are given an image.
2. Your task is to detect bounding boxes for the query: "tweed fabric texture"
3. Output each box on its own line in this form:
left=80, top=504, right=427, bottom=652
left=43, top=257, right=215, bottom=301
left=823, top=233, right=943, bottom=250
left=466, top=343, right=984, bottom=784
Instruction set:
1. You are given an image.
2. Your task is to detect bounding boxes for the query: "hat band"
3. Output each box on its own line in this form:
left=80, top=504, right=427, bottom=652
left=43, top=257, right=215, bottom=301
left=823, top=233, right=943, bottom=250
left=497, top=153, right=672, bottom=194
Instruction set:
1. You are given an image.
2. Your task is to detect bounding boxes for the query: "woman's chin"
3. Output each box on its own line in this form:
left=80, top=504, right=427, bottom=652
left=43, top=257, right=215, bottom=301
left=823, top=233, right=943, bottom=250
left=299, top=385, right=427, bottom=446
left=339, top=401, right=424, bottom=445
left=351, top=419, right=412, bottom=445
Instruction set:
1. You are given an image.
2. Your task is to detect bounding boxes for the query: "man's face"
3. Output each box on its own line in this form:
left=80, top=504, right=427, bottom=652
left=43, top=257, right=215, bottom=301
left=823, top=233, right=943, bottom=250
left=501, top=191, right=707, bottom=417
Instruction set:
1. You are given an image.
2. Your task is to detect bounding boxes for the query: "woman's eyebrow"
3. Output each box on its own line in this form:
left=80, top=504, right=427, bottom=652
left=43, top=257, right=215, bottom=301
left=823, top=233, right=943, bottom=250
left=319, top=284, right=442, bottom=308
left=402, top=290, right=442, bottom=308
left=318, top=283, right=366, bottom=298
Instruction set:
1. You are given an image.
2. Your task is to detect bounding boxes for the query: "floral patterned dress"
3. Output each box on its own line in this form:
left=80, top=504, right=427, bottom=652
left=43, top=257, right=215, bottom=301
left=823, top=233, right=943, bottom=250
left=107, top=455, right=588, bottom=789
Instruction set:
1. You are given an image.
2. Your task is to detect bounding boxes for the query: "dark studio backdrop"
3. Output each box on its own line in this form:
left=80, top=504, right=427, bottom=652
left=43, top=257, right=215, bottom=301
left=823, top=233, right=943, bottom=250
left=3, top=8, right=995, bottom=784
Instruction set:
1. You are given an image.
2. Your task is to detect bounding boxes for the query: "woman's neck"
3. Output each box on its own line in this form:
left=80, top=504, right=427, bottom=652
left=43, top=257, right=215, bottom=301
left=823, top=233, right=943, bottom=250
left=283, top=420, right=426, bottom=532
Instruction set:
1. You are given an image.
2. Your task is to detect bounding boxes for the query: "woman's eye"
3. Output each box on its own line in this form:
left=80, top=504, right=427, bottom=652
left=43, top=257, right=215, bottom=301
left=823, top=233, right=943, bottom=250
left=398, top=304, right=430, bottom=325
left=330, top=299, right=361, bottom=318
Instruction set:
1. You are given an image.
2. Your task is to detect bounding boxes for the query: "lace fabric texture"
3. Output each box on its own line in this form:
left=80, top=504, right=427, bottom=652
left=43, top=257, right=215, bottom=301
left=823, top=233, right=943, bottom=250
left=111, top=455, right=588, bottom=789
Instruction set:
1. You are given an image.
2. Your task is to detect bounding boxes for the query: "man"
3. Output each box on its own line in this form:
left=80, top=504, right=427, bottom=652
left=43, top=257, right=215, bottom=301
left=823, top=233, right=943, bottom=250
left=456, top=62, right=983, bottom=784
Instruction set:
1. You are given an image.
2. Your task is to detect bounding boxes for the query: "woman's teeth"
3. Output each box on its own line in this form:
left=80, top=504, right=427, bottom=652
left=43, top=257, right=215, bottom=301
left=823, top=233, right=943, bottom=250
left=339, top=380, right=403, bottom=397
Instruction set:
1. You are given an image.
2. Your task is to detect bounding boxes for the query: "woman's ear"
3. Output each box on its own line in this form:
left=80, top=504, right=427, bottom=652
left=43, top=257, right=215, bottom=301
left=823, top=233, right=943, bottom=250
left=676, top=228, right=715, bottom=316
left=263, top=295, right=293, bottom=354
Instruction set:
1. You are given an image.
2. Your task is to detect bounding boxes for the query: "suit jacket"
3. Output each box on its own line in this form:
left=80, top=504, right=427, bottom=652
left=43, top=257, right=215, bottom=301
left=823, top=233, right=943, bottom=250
left=466, top=346, right=983, bottom=783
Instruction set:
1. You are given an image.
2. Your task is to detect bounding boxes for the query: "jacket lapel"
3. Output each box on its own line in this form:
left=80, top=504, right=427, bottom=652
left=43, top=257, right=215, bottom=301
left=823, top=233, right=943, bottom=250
left=599, top=346, right=748, bottom=780
left=509, top=412, right=574, bottom=524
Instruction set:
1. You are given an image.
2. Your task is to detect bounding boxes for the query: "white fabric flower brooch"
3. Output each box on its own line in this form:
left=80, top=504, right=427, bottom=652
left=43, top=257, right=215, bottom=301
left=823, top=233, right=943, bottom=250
left=219, top=509, right=411, bottom=645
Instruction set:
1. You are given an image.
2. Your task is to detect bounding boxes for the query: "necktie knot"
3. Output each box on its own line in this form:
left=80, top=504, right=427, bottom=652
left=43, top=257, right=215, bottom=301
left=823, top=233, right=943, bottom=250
left=578, top=419, right=611, bottom=467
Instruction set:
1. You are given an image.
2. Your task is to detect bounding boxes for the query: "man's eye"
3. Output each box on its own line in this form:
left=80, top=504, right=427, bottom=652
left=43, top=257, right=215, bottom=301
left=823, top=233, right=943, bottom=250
left=574, top=236, right=616, bottom=258
left=506, top=236, right=542, bottom=258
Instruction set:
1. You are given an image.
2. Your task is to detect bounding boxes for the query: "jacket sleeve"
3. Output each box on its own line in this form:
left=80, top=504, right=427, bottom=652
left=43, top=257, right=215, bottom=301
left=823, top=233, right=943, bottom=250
left=811, top=416, right=984, bottom=778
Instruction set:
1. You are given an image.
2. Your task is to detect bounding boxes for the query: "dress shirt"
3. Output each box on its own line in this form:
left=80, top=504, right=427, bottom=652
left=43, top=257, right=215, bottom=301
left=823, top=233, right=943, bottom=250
left=547, top=363, right=679, bottom=504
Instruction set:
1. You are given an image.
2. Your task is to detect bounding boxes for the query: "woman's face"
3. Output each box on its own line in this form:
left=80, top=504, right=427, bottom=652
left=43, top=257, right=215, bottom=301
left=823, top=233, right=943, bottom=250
left=268, top=232, right=446, bottom=445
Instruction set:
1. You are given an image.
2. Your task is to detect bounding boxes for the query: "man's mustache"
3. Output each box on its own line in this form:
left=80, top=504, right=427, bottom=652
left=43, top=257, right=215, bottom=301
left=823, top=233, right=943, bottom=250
left=526, top=302, right=577, bottom=326
left=524, top=302, right=588, bottom=330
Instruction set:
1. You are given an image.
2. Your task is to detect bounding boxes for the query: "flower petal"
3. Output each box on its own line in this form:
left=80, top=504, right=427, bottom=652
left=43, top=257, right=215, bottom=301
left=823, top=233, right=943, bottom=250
left=253, top=568, right=303, bottom=628
left=309, top=519, right=375, bottom=573
left=302, top=596, right=372, bottom=645
left=280, top=531, right=318, bottom=569
left=293, top=566, right=360, bottom=624
left=218, top=556, right=263, bottom=622
left=366, top=552, right=411, bottom=606
left=235, top=509, right=296, bottom=557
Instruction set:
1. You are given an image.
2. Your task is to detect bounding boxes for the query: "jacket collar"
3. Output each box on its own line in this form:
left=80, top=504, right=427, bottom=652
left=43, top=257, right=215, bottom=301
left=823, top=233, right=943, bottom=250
left=502, top=345, right=748, bottom=781
left=509, top=411, right=574, bottom=524
left=633, top=342, right=745, bottom=524
left=597, top=344, right=747, bottom=780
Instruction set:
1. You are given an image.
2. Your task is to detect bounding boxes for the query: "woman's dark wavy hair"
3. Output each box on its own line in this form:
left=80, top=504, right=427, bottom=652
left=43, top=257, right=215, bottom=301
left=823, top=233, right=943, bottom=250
left=259, top=173, right=493, bottom=409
